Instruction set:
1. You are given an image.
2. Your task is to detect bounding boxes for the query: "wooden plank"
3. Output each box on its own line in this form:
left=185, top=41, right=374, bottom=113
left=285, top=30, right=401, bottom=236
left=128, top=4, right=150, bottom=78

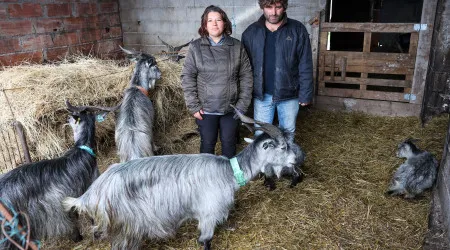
left=330, top=54, right=335, bottom=81
left=320, top=51, right=414, bottom=61
left=409, top=32, right=419, bottom=56
left=321, top=22, right=419, bottom=33
left=321, top=55, right=415, bottom=68
left=310, top=10, right=322, bottom=102
left=323, top=65, right=414, bottom=74
left=315, top=96, right=421, bottom=117
left=322, top=76, right=412, bottom=87
left=361, top=73, right=368, bottom=90
left=405, top=74, right=413, bottom=94
left=341, top=57, right=347, bottom=80
left=363, top=32, right=371, bottom=52
left=410, top=0, right=438, bottom=105
left=319, top=54, right=325, bottom=82
left=319, top=31, right=328, bottom=51
left=318, top=88, right=408, bottom=102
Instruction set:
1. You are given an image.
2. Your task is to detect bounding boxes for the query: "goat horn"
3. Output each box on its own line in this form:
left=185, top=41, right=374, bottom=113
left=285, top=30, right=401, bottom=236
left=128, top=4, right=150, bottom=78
left=119, top=45, right=140, bottom=56
left=230, top=104, right=283, bottom=139
left=66, top=100, right=121, bottom=113
left=66, top=100, right=83, bottom=112
left=157, top=36, right=171, bottom=48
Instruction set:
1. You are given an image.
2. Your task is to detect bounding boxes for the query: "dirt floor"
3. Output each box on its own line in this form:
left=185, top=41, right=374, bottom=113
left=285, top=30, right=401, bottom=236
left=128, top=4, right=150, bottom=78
left=36, top=108, right=449, bottom=250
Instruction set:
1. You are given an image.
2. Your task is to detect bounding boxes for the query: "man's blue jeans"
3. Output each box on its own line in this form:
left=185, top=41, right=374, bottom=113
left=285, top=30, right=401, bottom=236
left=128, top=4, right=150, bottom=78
left=253, top=94, right=299, bottom=141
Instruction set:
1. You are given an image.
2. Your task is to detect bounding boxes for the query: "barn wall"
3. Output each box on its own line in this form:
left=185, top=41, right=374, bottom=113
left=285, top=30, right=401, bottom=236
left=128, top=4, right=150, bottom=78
left=118, top=0, right=326, bottom=54
left=421, top=0, right=450, bottom=122
left=426, top=0, right=450, bottom=243
left=0, top=0, right=123, bottom=66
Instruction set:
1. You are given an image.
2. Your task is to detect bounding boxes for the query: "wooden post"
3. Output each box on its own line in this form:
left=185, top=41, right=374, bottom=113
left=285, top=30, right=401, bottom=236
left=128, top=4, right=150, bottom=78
left=13, top=121, right=31, bottom=164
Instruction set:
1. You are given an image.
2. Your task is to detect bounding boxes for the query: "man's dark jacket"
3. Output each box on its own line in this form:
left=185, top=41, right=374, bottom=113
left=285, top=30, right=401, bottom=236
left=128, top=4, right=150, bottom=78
left=242, top=15, right=313, bottom=103
left=181, top=36, right=253, bottom=114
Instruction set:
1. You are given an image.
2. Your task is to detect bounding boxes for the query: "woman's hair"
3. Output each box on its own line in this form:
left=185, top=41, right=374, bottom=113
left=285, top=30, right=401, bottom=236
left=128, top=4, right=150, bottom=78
left=258, top=0, right=288, bottom=9
left=198, top=5, right=232, bottom=37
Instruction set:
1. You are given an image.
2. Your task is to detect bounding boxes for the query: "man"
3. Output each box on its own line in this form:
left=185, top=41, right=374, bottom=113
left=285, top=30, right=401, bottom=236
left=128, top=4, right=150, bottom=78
left=242, top=0, right=313, bottom=141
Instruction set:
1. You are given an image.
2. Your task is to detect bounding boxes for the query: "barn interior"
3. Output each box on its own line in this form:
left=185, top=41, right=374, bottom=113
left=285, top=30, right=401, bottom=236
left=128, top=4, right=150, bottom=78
left=0, top=0, right=450, bottom=249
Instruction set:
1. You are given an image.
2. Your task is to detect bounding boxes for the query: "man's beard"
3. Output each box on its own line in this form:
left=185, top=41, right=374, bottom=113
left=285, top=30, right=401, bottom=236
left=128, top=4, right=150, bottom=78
left=265, top=12, right=284, bottom=24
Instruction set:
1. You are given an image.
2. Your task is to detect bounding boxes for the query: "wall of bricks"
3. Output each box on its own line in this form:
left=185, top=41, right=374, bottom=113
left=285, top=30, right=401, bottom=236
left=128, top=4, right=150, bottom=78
left=0, top=0, right=123, bottom=66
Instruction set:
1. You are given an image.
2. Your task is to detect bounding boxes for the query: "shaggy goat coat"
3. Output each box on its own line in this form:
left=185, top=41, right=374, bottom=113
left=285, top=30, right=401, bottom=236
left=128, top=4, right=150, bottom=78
left=0, top=108, right=105, bottom=249
left=64, top=131, right=298, bottom=249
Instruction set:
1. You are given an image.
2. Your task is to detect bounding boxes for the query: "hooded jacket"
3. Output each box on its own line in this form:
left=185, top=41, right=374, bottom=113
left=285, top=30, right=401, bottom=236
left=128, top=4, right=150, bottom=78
left=181, top=36, right=253, bottom=114
left=242, top=14, right=313, bottom=103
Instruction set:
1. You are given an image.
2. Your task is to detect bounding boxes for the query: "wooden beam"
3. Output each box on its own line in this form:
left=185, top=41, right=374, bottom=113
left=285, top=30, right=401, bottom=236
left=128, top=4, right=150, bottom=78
left=318, top=88, right=409, bottom=102
left=321, top=22, right=419, bottom=33
left=315, top=96, right=421, bottom=117
left=322, top=76, right=412, bottom=88
left=410, top=0, right=438, bottom=105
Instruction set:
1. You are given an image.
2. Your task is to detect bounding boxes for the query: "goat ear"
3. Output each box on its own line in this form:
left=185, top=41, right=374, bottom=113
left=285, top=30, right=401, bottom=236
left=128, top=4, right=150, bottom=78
left=243, top=137, right=253, bottom=144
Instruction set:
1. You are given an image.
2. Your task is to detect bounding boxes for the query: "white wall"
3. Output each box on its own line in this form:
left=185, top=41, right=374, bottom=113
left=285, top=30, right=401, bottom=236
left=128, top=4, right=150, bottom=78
left=118, top=0, right=326, bottom=54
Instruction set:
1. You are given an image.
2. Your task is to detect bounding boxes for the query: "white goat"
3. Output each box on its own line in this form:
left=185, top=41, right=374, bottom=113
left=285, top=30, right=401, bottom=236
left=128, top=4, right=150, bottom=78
left=0, top=101, right=118, bottom=249
left=387, top=138, right=438, bottom=198
left=115, top=46, right=161, bottom=162
left=63, top=106, right=298, bottom=250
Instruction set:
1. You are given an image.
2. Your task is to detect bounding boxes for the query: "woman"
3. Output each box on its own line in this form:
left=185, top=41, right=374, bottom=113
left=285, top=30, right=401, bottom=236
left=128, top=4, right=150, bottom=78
left=181, top=5, right=253, bottom=158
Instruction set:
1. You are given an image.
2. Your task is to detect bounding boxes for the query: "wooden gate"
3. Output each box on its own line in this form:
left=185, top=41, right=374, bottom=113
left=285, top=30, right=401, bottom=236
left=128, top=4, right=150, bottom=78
left=317, top=22, right=421, bottom=111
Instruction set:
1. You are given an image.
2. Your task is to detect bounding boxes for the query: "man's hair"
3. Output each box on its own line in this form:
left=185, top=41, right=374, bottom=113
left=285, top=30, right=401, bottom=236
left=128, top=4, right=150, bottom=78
left=258, top=0, right=288, bottom=9
left=198, top=5, right=233, bottom=37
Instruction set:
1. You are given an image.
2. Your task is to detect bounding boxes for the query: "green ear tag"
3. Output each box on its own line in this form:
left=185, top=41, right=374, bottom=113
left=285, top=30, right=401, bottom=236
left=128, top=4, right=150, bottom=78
left=96, top=114, right=105, bottom=122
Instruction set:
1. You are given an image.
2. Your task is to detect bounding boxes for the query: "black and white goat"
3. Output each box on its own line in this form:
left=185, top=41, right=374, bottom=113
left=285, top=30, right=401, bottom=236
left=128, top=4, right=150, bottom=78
left=261, top=139, right=305, bottom=190
left=63, top=106, right=298, bottom=250
left=0, top=101, right=118, bottom=249
left=115, top=46, right=161, bottom=162
left=387, top=138, right=438, bottom=198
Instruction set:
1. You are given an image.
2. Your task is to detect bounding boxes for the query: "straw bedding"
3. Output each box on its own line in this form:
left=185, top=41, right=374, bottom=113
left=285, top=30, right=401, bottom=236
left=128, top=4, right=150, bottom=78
left=0, top=56, right=448, bottom=249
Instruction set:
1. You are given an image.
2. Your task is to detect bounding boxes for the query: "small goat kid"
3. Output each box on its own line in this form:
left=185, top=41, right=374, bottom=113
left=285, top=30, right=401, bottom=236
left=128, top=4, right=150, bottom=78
left=387, top=138, right=438, bottom=198
left=63, top=106, right=298, bottom=250
left=0, top=101, right=118, bottom=249
left=115, top=46, right=161, bottom=162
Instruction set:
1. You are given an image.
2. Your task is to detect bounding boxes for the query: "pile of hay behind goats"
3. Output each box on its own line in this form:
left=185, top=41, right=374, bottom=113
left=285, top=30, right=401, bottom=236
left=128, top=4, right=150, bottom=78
left=0, top=55, right=191, bottom=166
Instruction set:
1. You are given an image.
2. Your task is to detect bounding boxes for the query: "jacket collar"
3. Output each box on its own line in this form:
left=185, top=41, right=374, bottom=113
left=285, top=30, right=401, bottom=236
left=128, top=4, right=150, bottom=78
left=200, top=35, right=233, bottom=46
left=257, top=13, right=288, bottom=29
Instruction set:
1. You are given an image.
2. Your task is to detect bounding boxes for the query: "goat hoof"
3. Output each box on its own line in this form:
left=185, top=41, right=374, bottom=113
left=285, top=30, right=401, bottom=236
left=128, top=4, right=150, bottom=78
left=93, top=231, right=103, bottom=240
left=263, top=178, right=276, bottom=191
left=290, top=173, right=304, bottom=187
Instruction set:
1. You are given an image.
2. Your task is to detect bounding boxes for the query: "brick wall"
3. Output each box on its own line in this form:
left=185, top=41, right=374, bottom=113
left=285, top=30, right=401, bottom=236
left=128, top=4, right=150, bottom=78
left=0, top=0, right=123, bottom=66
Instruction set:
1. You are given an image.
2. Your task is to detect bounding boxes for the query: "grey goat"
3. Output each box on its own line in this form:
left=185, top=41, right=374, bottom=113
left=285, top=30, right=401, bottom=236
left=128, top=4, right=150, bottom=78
left=115, top=46, right=161, bottom=162
left=387, top=138, right=438, bottom=198
left=63, top=106, right=298, bottom=250
left=0, top=101, right=118, bottom=249
left=262, top=139, right=305, bottom=190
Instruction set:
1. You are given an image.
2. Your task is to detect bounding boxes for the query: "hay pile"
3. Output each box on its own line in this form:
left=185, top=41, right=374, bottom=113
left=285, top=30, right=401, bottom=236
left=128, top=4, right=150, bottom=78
left=44, top=109, right=448, bottom=250
left=0, top=55, right=191, bottom=165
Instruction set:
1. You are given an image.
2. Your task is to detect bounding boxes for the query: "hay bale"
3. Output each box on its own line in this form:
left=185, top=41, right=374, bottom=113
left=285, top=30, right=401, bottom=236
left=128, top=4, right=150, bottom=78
left=0, top=55, right=192, bottom=162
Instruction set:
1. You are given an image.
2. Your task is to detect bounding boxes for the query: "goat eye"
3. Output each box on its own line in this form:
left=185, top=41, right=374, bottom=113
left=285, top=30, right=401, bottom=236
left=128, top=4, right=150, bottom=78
left=281, top=147, right=287, bottom=150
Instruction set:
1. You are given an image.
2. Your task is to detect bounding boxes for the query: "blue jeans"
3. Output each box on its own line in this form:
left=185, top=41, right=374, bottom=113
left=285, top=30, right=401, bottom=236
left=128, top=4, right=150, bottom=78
left=253, top=94, right=299, bottom=141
